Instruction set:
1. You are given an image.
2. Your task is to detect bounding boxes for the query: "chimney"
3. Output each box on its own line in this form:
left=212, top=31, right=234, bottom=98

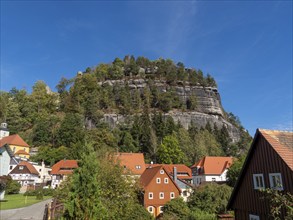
left=173, top=166, right=177, bottom=182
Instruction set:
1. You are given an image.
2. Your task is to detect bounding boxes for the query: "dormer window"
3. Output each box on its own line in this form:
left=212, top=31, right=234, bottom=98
left=19, top=166, right=24, bottom=170
left=135, top=165, right=141, bottom=169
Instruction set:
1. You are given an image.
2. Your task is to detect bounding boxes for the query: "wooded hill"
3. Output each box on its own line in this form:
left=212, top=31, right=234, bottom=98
left=0, top=56, right=252, bottom=165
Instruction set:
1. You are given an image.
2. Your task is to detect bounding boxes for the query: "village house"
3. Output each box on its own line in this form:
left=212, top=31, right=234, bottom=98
left=9, top=161, right=40, bottom=189
left=146, top=164, right=193, bottom=202
left=0, top=143, right=18, bottom=176
left=191, top=156, right=233, bottom=186
left=227, top=129, right=293, bottom=220
left=140, top=165, right=181, bottom=217
left=114, top=152, right=146, bottom=177
left=0, top=134, right=31, bottom=159
left=51, top=159, right=78, bottom=189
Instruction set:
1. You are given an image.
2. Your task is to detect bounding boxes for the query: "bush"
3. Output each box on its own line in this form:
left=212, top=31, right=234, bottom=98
left=24, top=188, right=54, bottom=197
left=6, top=179, right=21, bottom=194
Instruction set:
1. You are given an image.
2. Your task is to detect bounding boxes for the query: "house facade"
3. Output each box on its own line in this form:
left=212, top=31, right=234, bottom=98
left=9, top=161, right=40, bottom=187
left=140, top=166, right=181, bottom=217
left=227, top=129, right=293, bottom=220
left=0, top=134, right=31, bottom=159
left=51, top=160, right=78, bottom=188
left=0, top=144, right=16, bottom=176
left=191, top=156, right=233, bottom=186
left=147, top=164, right=193, bottom=202
left=0, top=122, right=10, bottom=139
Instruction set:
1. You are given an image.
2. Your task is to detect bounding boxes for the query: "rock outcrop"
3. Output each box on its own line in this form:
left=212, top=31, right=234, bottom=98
left=97, top=79, right=241, bottom=142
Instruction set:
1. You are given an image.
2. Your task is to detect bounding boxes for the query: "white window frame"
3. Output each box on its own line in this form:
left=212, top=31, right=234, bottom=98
left=148, top=206, right=153, bottom=213
left=148, top=192, right=153, bottom=199
left=159, top=192, right=164, bottom=199
left=159, top=206, right=163, bottom=213
left=164, top=178, right=168, bottom=184
left=156, top=177, right=161, bottom=184
left=269, top=173, right=283, bottom=190
left=170, top=192, right=175, bottom=199
left=160, top=170, right=164, bottom=174
left=249, top=214, right=260, bottom=220
left=253, top=174, right=265, bottom=189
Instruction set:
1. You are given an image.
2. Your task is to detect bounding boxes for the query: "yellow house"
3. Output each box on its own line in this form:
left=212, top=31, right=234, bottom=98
left=0, top=134, right=30, bottom=159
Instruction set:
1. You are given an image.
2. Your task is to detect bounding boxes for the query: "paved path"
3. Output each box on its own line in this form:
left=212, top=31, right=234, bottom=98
left=0, top=199, right=51, bottom=220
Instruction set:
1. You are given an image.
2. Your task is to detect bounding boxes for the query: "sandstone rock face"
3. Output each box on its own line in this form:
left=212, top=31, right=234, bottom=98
left=98, top=79, right=240, bottom=142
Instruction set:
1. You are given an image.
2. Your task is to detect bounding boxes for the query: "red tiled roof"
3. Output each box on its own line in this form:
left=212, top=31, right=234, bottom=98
left=19, top=161, right=39, bottom=175
left=51, top=160, right=78, bottom=175
left=0, top=134, right=30, bottom=147
left=140, top=166, right=162, bottom=187
left=114, top=153, right=146, bottom=175
left=14, top=150, right=30, bottom=155
left=140, top=166, right=182, bottom=193
left=146, top=164, right=192, bottom=178
left=259, top=129, right=293, bottom=170
left=191, top=156, right=233, bottom=175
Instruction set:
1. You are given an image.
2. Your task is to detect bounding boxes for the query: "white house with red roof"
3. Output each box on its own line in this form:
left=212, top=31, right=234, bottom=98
left=51, top=159, right=78, bottom=188
left=9, top=161, right=40, bottom=187
left=191, top=156, right=233, bottom=186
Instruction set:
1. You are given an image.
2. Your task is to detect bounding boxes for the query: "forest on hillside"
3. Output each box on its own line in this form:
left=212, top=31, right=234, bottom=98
left=0, top=56, right=252, bottom=165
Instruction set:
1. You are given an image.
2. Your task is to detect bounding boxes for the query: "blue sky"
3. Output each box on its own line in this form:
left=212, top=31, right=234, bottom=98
left=1, top=1, right=292, bottom=135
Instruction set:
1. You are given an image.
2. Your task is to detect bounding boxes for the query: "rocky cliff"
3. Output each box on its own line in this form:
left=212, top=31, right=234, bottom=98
left=97, top=79, right=241, bottom=142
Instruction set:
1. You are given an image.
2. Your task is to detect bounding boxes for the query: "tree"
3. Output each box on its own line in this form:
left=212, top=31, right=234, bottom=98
left=226, top=156, right=245, bottom=187
left=157, top=135, right=185, bottom=164
left=64, top=143, right=107, bottom=219
left=261, top=188, right=293, bottom=219
left=161, top=197, right=190, bottom=220
left=188, top=183, right=232, bottom=214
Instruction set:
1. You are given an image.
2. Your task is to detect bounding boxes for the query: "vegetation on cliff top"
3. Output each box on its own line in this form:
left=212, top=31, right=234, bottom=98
left=0, top=56, right=252, bottom=164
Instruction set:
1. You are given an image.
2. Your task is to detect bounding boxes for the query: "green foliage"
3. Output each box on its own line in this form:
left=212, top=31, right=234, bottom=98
left=261, top=188, right=293, bottom=220
left=64, top=143, right=107, bottom=219
left=157, top=135, right=185, bottom=164
left=30, top=146, right=70, bottom=166
left=58, top=143, right=153, bottom=220
left=188, top=183, right=232, bottom=214
left=5, top=177, right=21, bottom=194
left=226, top=156, right=245, bottom=187
left=162, top=197, right=191, bottom=219
left=24, top=188, right=54, bottom=196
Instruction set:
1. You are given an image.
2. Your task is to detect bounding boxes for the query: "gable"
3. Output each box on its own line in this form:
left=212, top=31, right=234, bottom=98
left=228, top=129, right=293, bottom=212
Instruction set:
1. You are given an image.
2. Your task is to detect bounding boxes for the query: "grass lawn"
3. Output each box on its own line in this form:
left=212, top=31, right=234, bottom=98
left=0, top=194, right=52, bottom=210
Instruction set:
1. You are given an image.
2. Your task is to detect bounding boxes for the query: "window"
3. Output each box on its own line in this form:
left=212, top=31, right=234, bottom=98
left=148, top=192, right=153, bottom=199
left=269, top=173, right=283, bottom=190
left=212, top=178, right=216, bottom=181
left=253, top=174, right=265, bottom=189
left=160, top=170, right=164, bottom=174
left=164, top=178, right=168, bottom=184
left=249, top=214, right=260, bottom=220
left=159, top=206, right=163, bottom=213
left=148, top=206, right=153, bottom=213
left=19, top=166, right=24, bottom=170
left=135, top=165, right=141, bottom=169
left=156, top=178, right=161, bottom=184
left=170, top=192, right=175, bottom=199
left=39, top=169, right=42, bottom=172
left=182, top=190, right=188, bottom=196
left=10, top=166, right=13, bottom=170
left=159, top=192, right=164, bottom=199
